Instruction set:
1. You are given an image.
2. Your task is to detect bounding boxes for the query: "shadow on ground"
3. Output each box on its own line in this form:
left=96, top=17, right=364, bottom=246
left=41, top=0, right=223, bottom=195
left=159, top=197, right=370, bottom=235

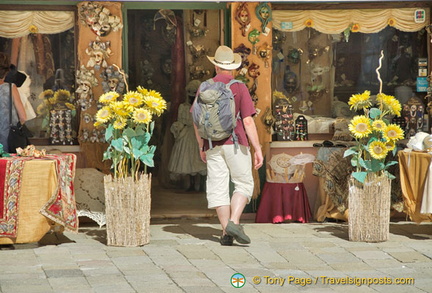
left=312, top=221, right=432, bottom=241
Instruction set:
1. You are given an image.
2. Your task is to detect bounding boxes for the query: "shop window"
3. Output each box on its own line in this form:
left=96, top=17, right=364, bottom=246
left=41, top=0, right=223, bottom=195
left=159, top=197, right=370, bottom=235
left=272, top=26, right=428, bottom=118
left=0, top=10, right=77, bottom=144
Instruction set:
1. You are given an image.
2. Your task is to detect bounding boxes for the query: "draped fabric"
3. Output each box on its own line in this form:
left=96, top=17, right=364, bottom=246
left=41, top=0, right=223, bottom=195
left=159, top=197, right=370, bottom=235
left=273, top=8, right=430, bottom=34
left=0, top=11, right=74, bottom=38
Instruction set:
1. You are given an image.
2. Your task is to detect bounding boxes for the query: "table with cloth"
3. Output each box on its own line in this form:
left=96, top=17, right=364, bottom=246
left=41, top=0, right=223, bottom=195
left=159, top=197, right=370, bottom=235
left=0, top=154, right=78, bottom=244
left=398, top=150, right=432, bottom=223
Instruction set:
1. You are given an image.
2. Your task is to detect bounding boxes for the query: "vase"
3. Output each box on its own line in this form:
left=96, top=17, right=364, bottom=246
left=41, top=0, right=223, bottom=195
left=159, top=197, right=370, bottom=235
left=104, top=173, right=152, bottom=246
left=348, top=174, right=391, bottom=242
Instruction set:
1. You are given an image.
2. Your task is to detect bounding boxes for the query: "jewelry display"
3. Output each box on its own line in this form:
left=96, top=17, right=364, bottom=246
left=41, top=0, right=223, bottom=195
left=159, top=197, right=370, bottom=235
left=261, top=106, right=275, bottom=134
left=273, top=91, right=295, bottom=141
left=235, top=2, right=251, bottom=37
left=295, top=115, right=308, bottom=141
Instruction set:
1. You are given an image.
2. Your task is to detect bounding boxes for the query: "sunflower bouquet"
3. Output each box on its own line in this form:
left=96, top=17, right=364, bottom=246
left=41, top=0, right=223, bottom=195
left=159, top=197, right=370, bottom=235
left=94, top=87, right=167, bottom=179
left=343, top=90, right=404, bottom=183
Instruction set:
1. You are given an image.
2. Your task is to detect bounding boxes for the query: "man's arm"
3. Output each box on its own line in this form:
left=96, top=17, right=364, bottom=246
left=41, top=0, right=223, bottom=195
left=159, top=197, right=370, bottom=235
left=193, top=123, right=206, bottom=163
left=243, top=116, right=263, bottom=170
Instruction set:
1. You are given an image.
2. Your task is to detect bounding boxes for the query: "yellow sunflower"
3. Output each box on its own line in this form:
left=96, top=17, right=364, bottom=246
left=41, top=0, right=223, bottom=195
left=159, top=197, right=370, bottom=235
left=372, top=119, right=386, bottom=132
left=143, top=95, right=167, bottom=116
left=351, top=23, right=360, bottom=32
left=385, top=140, right=396, bottom=151
left=113, top=118, right=127, bottom=130
left=132, top=108, right=152, bottom=124
left=305, top=19, right=313, bottom=27
left=348, top=90, right=371, bottom=111
left=349, top=115, right=372, bottom=138
left=388, top=18, right=396, bottom=27
left=376, top=93, right=401, bottom=116
left=99, top=91, right=120, bottom=104
left=54, top=89, right=71, bottom=102
left=368, top=141, right=388, bottom=160
left=111, top=101, right=129, bottom=117
left=65, top=102, right=75, bottom=110
left=383, top=124, right=404, bottom=141
left=123, top=91, right=143, bottom=109
left=39, top=89, right=53, bottom=100
left=95, top=106, right=112, bottom=123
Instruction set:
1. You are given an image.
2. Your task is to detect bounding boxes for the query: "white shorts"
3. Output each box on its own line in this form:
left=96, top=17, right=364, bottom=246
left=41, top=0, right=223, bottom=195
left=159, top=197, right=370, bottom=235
left=205, top=144, right=254, bottom=208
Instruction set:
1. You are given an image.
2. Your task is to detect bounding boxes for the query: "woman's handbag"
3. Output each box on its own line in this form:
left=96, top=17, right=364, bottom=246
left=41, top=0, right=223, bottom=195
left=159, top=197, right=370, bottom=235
left=7, top=83, right=30, bottom=153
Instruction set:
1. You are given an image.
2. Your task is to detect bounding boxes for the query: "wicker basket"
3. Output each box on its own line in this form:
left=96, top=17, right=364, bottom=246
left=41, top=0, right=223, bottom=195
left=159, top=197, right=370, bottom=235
left=104, top=174, right=151, bottom=246
left=348, top=174, right=391, bottom=242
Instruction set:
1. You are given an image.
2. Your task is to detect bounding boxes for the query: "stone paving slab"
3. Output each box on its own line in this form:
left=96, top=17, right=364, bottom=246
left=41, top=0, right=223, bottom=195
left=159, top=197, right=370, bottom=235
left=0, top=219, right=431, bottom=292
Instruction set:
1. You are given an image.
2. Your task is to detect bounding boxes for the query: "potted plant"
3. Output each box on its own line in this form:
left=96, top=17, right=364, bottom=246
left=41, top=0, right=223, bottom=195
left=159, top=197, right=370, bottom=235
left=343, top=52, right=404, bottom=242
left=94, top=70, right=167, bottom=246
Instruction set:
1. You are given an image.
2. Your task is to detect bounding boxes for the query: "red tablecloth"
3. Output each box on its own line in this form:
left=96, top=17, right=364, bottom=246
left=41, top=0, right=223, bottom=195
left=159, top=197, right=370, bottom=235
left=255, top=182, right=312, bottom=223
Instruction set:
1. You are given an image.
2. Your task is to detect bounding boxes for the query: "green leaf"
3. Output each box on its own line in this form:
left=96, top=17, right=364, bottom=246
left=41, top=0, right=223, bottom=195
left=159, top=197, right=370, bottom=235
left=369, top=108, right=381, bottom=119
left=149, top=121, right=155, bottom=133
left=384, top=171, right=396, bottom=180
left=123, top=127, right=136, bottom=139
left=352, top=171, right=367, bottom=183
left=359, top=157, right=368, bottom=169
left=140, top=153, right=154, bottom=167
left=105, top=124, right=114, bottom=141
left=370, top=159, right=385, bottom=172
left=350, top=157, right=359, bottom=168
left=131, top=136, right=144, bottom=149
left=385, top=160, right=398, bottom=168
left=111, top=138, right=124, bottom=152
left=344, top=148, right=357, bottom=157
left=103, top=150, right=112, bottom=161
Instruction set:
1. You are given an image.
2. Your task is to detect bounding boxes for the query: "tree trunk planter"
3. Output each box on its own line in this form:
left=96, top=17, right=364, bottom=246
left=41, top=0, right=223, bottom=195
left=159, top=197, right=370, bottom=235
left=348, top=174, right=391, bottom=242
left=104, top=174, right=151, bottom=246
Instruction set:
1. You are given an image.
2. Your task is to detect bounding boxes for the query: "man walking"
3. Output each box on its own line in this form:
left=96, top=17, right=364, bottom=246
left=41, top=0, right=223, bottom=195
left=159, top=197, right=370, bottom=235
left=193, top=45, right=263, bottom=245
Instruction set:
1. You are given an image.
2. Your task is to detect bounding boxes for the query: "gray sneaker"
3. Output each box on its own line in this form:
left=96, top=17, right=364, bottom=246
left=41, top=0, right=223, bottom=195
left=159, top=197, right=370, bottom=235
left=220, top=234, right=233, bottom=246
left=226, top=220, right=251, bottom=244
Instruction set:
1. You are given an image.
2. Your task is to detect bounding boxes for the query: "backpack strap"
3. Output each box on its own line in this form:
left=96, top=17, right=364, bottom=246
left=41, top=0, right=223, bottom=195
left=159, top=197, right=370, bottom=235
left=226, top=79, right=243, bottom=150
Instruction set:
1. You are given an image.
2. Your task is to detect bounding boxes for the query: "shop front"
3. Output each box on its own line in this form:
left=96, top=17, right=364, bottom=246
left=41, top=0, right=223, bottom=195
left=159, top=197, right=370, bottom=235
left=0, top=1, right=431, bottom=223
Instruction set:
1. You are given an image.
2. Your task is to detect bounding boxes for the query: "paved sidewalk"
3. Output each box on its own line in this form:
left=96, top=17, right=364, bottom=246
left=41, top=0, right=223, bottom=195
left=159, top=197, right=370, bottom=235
left=1, top=218, right=432, bottom=293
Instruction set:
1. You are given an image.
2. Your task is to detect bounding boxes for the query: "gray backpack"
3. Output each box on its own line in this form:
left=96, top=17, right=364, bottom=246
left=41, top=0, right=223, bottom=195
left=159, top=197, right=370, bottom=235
left=192, top=78, right=241, bottom=149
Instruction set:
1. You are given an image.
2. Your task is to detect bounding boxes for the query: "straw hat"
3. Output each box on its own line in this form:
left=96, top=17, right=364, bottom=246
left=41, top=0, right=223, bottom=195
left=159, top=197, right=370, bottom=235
left=207, top=45, right=242, bottom=70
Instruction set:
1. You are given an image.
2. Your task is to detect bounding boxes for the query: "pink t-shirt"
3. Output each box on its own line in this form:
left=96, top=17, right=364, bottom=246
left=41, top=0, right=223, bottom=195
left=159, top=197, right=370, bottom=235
left=193, top=73, right=256, bottom=151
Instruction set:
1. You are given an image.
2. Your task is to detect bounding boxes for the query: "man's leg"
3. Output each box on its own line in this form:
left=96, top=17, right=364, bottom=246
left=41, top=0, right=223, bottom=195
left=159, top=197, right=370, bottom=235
left=216, top=205, right=231, bottom=234
left=230, top=192, right=248, bottom=224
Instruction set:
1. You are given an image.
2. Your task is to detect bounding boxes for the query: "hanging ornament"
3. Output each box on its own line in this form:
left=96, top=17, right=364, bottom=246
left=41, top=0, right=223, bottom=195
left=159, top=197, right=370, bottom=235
left=235, top=3, right=251, bottom=37
left=248, top=29, right=261, bottom=55
left=256, top=2, right=272, bottom=34
left=258, top=42, right=272, bottom=68
left=248, top=63, right=260, bottom=106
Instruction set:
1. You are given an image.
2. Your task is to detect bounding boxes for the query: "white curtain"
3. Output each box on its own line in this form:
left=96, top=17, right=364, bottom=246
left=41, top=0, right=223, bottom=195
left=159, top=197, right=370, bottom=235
left=0, top=11, right=74, bottom=38
left=273, top=8, right=430, bottom=34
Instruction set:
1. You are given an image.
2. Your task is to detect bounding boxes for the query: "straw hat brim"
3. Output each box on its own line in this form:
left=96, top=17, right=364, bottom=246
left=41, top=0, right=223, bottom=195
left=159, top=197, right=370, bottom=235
left=207, top=54, right=242, bottom=70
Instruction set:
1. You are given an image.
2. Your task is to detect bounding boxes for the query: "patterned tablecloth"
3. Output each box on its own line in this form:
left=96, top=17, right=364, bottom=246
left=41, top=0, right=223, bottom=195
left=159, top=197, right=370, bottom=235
left=0, top=154, right=78, bottom=244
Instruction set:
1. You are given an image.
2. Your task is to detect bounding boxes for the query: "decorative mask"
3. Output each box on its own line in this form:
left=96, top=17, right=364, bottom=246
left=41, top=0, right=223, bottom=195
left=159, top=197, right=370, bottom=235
left=256, top=2, right=272, bottom=33
left=258, top=42, right=272, bottom=68
left=85, top=38, right=113, bottom=71
left=287, top=48, right=303, bottom=64
left=235, top=3, right=251, bottom=37
left=248, top=29, right=261, bottom=54
left=78, top=2, right=123, bottom=37
left=234, top=43, right=252, bottom=69
left=100, top=65, right=126, bottom=94
left=283, top=66, right=298, bottom=94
